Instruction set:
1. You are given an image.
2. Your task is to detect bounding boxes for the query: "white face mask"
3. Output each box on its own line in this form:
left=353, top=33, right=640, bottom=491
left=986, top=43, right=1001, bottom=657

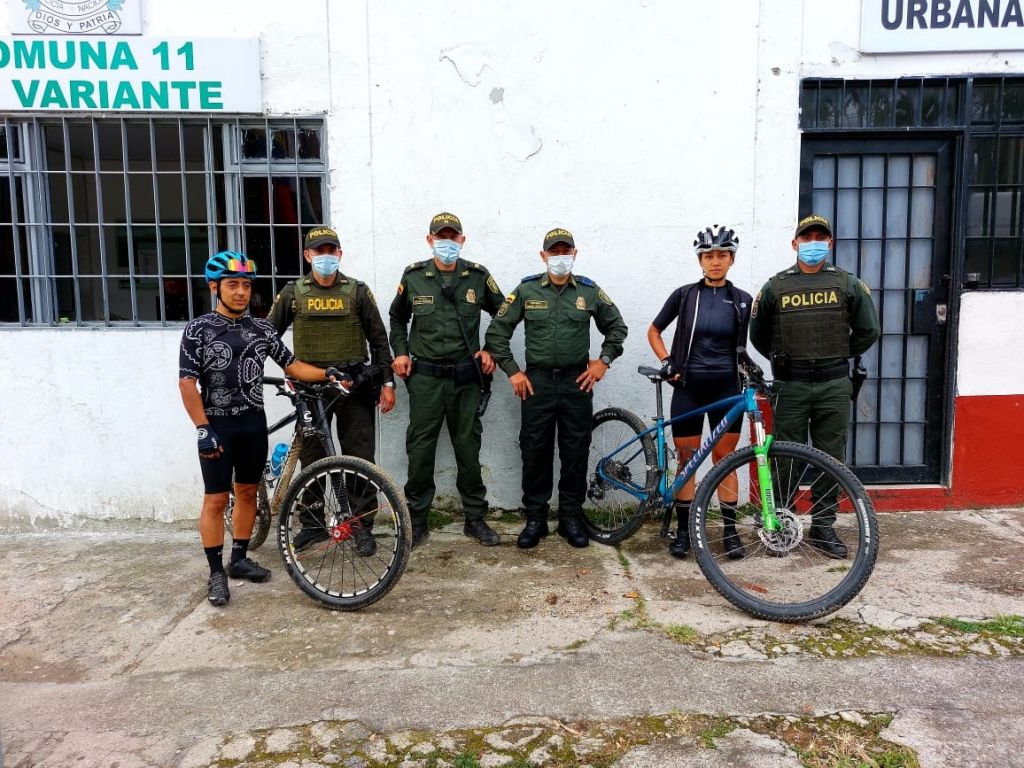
left=546, top=254, right=574, bottom=276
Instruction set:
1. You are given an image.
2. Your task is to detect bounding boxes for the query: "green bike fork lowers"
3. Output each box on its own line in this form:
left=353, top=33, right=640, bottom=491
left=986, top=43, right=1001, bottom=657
left=751, top=414, right=781, bottom=533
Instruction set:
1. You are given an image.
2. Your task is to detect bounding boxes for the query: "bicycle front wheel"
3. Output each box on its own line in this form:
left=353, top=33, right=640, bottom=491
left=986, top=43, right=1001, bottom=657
left=582, top=407, right=658, bottom=545
left=278, top=456, right=411, bottom=611
left=690, top=441, right=878, bottom=622
left=223, top=480, right=272, bottom=550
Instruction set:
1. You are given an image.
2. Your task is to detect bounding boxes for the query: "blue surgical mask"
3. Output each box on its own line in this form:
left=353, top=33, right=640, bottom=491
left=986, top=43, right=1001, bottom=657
left=432, top=239, right=461, bottom=265
left=546, top=255, right=574, bottom=276
left=797, top=241, right=830, bottom=266
left=312, top=254, right=340, bottom=276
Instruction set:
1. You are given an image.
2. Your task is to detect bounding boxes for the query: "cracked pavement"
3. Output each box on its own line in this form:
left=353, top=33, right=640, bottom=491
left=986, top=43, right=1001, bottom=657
left=0, top=509, right=1022, bottom=767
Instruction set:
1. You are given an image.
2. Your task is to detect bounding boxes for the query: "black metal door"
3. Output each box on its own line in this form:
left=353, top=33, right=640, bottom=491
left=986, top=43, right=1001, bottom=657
left=800, top=138, right=954, bottom=483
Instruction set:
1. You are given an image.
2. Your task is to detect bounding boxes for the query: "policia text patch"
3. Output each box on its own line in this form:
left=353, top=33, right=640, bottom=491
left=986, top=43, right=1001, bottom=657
left=780, top=290, right=842, bottom=311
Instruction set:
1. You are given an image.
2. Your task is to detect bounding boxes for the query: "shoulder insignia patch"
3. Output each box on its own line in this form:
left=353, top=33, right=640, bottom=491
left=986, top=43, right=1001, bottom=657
left=860, top=280, right=871, bottom=295
left=597, top=288, right=613, bottom=305
left=521, top=273, right=544, bottom=283
left=396, top=282, right=405, bottom=295
left=366, top=287, right=377, bottom=304
left=486, top=275, right=500, bottom=294
left=496, top=302, right=510, bottom=318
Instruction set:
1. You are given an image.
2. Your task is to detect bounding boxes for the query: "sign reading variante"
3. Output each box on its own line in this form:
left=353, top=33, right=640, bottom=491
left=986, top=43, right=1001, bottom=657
left=0, top=36, right=262, bottom=111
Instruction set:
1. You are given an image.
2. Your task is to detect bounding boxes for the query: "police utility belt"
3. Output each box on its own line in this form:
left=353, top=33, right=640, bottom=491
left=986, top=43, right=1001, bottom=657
left=412, top=358, right=481, bottom=386
left=771, top=356, right=849, bottom=383
left=526, top=363, right=588, bottom=379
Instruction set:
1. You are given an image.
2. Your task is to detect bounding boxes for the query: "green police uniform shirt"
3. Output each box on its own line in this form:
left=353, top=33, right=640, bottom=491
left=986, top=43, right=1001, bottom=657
left=267, top=273, right=394, bottom=382
left=388, top=258, right=505, bottom=362
left=484, top=273, right=628, bottom=376
left=748, top=263, right=880, bottom=364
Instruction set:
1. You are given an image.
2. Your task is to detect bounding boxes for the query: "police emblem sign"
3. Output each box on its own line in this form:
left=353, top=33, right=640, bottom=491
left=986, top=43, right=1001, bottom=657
left=9, top=0, right=144, bottom=36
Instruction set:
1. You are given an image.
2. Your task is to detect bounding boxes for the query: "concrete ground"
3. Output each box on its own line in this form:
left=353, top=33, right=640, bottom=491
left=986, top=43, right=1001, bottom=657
left=0, top=509, right=1022, bottom=768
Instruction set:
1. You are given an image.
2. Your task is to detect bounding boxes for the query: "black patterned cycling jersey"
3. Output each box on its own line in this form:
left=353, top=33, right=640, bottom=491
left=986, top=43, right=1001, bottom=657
left=179, top=312, right=296, bottom=416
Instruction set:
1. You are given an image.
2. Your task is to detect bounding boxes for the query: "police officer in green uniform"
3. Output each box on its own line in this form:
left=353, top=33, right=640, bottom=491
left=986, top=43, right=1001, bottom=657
left=389, top=212, right=506, bottom=548
left=268, top=226, right=396, bottom=555
left=485, top=228, right=628, bottom=549
left=749, top=214, right=880, bottom=558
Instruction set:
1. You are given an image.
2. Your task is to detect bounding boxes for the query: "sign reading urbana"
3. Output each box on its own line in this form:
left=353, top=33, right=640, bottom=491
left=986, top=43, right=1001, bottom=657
left=0, top=37, right=262, bottom=111
left=9, top=0, right=143, bottom=36
left=861, top=0, right=1024, bottom=52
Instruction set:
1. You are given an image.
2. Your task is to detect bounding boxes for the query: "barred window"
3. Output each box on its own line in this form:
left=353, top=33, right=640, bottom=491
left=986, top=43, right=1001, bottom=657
left=802, top=76, right=1024, bottom=290
left=0, top=116, right=328, bottom=325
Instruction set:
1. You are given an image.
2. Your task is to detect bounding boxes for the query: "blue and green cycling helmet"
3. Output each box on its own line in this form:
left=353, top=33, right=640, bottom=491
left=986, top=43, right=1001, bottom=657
left=205, top=250, right=257, bottom=282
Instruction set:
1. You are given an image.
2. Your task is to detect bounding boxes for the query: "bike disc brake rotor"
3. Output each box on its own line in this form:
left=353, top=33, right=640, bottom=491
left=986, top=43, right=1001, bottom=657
left=757, top=508, right=804, bottom=554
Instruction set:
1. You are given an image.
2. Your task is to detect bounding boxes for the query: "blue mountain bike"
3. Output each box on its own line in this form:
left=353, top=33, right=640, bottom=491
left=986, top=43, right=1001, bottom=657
left=583, top=350, right=878, bottom=622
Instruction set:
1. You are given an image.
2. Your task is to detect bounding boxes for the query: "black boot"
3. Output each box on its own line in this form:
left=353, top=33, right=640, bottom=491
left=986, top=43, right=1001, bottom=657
left=668, top=502, right=690, bottom=559
left=293, top=500, right=328, bottom=551
left=721, top=502, right=745, bottom=560
left=556, top=516, right=589, bottom=548
left=808, top=524, right=848, bottom=559
left=517, top=516, right=550, bottom=549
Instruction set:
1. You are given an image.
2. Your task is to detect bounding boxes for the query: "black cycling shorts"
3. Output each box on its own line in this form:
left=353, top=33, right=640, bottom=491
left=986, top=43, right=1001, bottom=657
left=199, top=410, right=269, bottom=494
left=669, top=370, right=743, bottom=439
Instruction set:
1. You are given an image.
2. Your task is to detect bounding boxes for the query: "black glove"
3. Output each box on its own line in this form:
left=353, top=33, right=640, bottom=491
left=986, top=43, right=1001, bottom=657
left=196, top=424, right=220, bottom=456
left=659, top=358, right=678, bottom=379
left=325, top=366, right=353, bottom=394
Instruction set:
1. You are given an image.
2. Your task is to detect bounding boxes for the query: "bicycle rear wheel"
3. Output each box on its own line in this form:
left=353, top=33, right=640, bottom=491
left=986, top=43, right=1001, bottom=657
left=582, top=407, right=659, bottom=545
left=277, top=456, right=411, bottom=611
left=223, top=480, right=272, bottom=550
left=690, top=441, right=878, bottom=622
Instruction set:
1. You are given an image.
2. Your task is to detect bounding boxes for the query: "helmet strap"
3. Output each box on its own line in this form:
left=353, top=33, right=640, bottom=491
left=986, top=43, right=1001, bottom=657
left=213, top=281, right=247, bottom=318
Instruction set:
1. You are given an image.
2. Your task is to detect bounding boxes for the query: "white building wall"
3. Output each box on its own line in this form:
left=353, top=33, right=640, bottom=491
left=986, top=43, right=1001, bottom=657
left=2, top=0, right=1023, bottom=523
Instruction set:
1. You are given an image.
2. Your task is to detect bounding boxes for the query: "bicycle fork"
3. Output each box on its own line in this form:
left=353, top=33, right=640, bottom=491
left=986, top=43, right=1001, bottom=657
left=750, top=411, right=781, bottom=533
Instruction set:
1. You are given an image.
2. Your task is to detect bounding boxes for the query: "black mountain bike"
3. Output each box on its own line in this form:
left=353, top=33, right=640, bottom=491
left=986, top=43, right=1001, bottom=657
left=226, top=376, right=411, bottom=610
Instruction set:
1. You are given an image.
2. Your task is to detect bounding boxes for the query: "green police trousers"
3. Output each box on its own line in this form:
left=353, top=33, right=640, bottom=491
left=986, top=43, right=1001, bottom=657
left=520, top=372, right=593, bottom=521
left=403, top=373, right=487, bottom=524
left=771, top=376, right=852, bottom=525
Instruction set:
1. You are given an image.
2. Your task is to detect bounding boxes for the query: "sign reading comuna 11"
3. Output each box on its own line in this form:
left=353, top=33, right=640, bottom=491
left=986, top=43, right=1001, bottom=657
left=0, top=36, right=261, bottom=111
left=861, top=0, right=1024, bottom=52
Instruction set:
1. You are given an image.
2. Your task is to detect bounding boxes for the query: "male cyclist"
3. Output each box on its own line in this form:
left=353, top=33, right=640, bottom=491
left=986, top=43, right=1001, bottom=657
left=179, top=251, right=346, bottom=607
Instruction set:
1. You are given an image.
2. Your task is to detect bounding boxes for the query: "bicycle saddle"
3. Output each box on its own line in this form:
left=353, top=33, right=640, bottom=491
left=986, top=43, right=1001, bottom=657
left=637, top=365, right=664, bottom=380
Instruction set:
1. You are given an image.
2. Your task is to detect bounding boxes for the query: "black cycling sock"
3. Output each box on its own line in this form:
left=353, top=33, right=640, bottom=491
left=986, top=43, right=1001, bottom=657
left=721, top=501, right=738, bottom=526
left=230, top=539, right=250, bottom=564
left=674, top=501, right=691, bottom=526
left=204, top=545, right=224, bottom=575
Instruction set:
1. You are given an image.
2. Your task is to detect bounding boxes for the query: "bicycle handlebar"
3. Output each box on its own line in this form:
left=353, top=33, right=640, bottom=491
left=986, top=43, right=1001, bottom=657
left=736, top=347, right=773, bottom=395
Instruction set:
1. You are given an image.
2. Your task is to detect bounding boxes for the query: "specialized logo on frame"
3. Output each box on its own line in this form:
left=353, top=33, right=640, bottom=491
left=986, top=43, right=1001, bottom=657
left=13, top=0, right=143, bottom=35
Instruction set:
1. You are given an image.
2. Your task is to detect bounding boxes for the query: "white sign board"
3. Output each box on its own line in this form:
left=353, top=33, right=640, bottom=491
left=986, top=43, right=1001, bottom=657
left=0, top=36, right=262, bottom=112
left=862, top=0, right=1024, bottom=52
left=8, top=0, right=143, bottom=36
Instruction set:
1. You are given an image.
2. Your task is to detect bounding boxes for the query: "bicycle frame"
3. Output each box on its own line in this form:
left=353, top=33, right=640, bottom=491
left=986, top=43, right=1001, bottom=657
left=595, top=384, right=781, bottom=532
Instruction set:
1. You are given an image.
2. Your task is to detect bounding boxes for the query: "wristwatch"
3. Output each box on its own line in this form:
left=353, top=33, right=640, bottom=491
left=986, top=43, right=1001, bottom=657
left=383, top=381, right=396, bottom=388
left=599, top=355, right=612, bottom=366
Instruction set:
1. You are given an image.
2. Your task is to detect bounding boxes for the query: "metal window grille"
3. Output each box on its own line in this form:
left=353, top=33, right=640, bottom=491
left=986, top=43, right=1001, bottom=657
left=0, top=116, right=328, bottom=325
left=802, top=76, right=1024, bottom=290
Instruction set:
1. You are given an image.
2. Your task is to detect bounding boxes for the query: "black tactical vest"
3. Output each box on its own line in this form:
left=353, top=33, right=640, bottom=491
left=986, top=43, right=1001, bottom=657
left=292, top=277, right=367, bottom=366
left=769, top=266, right=850, bottom=360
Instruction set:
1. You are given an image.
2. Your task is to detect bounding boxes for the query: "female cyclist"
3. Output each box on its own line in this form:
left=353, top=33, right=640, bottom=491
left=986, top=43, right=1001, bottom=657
left=647, top=226, right=753, bottom=560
